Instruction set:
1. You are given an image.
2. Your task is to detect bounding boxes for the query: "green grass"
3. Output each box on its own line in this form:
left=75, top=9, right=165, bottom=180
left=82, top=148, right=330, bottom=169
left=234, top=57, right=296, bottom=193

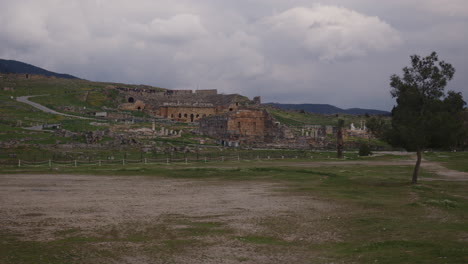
left=0, top=75, right=165, bottom=138
left=423, top=151, right=468, bottom=172
left=266, top=106, right=368, bottom=127
left=0, top=162, right=466, bottom=263
left=0, top=216, right=222, bottom=264
left=0, top=148, right=412, bottom=167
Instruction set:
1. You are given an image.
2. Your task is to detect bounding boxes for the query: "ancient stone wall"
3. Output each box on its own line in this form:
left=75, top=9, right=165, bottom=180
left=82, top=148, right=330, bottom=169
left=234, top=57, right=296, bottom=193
left=199, top=115, right=228, bottom=138
left=155, top=103, right=242, bottom=123
left=253, top=96, right=261, bottom=105
left=199, top=109, right=288, bottom=145
left=158, top=106, right=219, bottom=122
left=195, top=89, right=217, bottom=95
left=116, top=85, right=251, bottom=122
left=119, top=100, right=146, bottom=111
left=226, top=109, right=268, bottom=138
left=118, top=87, right=248, bottom=108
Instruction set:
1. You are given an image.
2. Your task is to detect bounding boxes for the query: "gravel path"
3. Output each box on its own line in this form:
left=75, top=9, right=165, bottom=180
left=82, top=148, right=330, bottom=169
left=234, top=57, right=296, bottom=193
left=0, top=174, right=337, bottom=263
left=16, top=95, right=93, bottom=120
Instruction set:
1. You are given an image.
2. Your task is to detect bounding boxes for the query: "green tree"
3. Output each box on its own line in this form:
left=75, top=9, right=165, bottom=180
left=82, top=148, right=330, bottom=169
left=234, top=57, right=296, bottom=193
left=372, top=52, right=466, bottom=184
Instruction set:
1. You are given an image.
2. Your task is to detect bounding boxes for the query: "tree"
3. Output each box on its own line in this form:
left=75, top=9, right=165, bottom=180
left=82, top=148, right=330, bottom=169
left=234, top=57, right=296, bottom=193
left=371, top=52, right=466, bottom=184
left=337, top=119, right=344, bottom=158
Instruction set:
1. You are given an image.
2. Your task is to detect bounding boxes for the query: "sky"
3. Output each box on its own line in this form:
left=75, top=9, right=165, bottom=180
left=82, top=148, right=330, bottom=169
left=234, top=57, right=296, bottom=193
left=1, top=0, right=467, bottom=111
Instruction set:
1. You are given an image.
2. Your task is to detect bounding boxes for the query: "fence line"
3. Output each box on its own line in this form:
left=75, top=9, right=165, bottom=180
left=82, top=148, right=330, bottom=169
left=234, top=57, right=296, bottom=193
left=6, top=153, right=337, bottom=168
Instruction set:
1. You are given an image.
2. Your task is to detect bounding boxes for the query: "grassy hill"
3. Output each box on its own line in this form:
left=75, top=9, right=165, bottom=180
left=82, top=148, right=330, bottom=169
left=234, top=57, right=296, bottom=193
left=0, top=73, right=166, bottom=114
left=0, top=59, right=79, bottom=79
left=265, top=106, right=369, bottom=127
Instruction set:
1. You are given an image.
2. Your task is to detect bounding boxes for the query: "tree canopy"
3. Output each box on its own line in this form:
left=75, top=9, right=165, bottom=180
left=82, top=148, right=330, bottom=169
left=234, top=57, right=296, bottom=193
left=368, top=52, right=466, bottom=184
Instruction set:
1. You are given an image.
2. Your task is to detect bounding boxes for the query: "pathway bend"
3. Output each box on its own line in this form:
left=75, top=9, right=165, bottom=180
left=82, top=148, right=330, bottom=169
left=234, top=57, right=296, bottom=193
left=16, top=95, right=93, bottom=120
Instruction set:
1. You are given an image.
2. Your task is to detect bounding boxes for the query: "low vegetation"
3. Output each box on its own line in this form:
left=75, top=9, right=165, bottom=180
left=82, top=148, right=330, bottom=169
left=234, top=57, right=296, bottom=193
left=0, top=155, right=467, bottom=263
left=266, top=106, right=368, bottom=127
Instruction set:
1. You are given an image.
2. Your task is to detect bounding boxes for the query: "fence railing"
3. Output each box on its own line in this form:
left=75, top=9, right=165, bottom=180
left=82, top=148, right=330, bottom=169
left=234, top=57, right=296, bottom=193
left=5, top=153, right=340, bottom=168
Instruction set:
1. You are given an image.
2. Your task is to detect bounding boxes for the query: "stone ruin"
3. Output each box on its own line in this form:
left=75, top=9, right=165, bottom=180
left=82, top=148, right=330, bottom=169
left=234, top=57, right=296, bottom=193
left=114, top=86, right=372, bottom=148
left=116, top=87, right=251, bottom=123
left=199, top=108, right=294, bottom=147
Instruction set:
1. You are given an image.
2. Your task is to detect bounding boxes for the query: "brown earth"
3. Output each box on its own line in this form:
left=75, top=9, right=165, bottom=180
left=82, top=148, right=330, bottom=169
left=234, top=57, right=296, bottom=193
left=1, top=159, right=465, bottom=263
left=0, top=174, right=340, bottom=263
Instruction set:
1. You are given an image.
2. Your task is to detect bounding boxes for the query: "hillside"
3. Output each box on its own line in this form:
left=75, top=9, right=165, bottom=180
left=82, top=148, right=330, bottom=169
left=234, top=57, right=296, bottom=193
left=266, top=103, right=390, bottom=116
left=0, top=59, right=79, bottom=79
left=265, top=106, right=369, bottom=127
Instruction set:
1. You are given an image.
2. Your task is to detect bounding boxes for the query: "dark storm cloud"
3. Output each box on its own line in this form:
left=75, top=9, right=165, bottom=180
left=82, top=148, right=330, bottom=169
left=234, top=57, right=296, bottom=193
left=0, top=0, right=467, bottom=110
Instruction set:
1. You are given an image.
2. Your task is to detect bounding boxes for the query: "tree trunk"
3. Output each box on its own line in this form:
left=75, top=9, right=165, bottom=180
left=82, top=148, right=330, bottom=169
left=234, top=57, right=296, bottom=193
left=412, top=150, right=422, bottom=184
left=337, top=129, right=343, bottom=159
left=337, top=119, right=344, bottom=159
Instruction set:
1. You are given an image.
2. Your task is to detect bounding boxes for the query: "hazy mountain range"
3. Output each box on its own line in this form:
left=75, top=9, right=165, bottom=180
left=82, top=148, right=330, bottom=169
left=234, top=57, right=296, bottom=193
left=266, top=103, right=390, bottom=116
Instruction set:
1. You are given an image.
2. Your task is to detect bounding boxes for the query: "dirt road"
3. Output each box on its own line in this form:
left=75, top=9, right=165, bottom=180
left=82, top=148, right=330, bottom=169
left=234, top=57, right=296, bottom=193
left=0, top=174, right=337, bottom=263
left=16, top=95, right=93, bottom=120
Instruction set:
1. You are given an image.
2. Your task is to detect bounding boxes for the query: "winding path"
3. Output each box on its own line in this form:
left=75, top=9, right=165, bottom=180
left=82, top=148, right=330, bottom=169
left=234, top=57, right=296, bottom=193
left=16, top=95, right=93, bottom=120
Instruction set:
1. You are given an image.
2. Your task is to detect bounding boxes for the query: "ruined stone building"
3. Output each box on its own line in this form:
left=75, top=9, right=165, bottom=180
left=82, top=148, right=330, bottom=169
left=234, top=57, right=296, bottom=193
left=199, top=109, right=294, bottom=146
left=116, top=87, right=252, bottom=123
left=115, top=86, right=313, bottom=147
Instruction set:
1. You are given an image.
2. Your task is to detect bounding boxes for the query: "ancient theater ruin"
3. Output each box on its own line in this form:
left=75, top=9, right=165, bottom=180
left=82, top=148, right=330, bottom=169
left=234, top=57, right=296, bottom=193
left=116, top=87, right=252, bottom=122
left=199, top=108, right=294, bottom=146
left=114, top=86, right=294, bottom=146
left=114, top=86, right=370, bottom=148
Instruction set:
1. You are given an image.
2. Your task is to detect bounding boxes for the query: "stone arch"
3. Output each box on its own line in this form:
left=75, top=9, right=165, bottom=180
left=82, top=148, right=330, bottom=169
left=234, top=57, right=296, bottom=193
left=128, top=97, right=135, bottom=103
left=190, top=113, right=194, bottom=122
left=178, top=113, right=182, bottom=118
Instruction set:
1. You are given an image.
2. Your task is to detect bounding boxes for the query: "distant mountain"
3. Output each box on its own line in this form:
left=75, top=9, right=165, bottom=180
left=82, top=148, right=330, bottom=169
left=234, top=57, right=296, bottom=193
left=266, top=103, right=390, bottom=116
left=0, top=59, right=79, bottom=79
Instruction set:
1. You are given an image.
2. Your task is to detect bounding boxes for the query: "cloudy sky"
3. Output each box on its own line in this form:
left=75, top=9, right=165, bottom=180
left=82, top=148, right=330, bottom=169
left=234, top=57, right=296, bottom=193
left=1, top=0, right=467, bottom=110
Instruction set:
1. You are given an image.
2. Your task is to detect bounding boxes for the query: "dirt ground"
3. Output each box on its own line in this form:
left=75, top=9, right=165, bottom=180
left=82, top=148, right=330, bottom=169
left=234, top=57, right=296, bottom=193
left=0, top=174, right=339, bottom=263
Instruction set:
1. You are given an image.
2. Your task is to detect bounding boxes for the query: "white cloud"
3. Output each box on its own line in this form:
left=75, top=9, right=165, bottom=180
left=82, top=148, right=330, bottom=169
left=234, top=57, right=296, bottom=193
left=260, top=6, right=402, bottom=61
left=0, top=0, right=466, bottom=110
left=128, top=14, right=208, bottom=44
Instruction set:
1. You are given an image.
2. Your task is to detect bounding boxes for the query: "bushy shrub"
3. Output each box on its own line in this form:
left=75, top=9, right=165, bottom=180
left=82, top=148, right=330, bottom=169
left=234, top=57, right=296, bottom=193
left=359, top=144, right=372, bottom=156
